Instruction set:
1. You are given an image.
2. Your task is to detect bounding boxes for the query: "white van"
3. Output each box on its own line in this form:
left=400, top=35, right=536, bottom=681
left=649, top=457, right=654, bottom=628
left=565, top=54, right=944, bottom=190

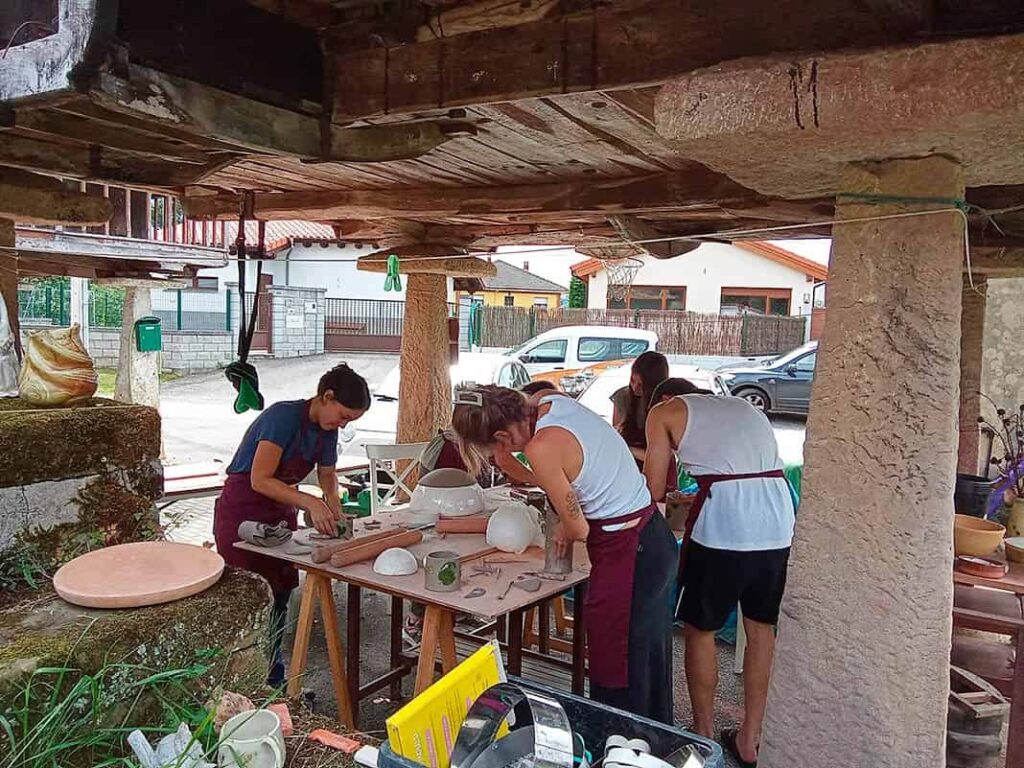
left=507, top=326, right=658, bottom=393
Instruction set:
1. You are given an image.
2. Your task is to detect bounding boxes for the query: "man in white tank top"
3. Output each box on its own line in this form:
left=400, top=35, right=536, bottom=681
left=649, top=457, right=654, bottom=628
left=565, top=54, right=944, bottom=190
left=645, top=394, right=795, bottom=767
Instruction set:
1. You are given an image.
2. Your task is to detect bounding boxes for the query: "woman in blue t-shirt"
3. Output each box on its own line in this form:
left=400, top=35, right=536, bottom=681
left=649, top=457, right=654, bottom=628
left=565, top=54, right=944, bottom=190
left=213, top=363, right=370, bottom=685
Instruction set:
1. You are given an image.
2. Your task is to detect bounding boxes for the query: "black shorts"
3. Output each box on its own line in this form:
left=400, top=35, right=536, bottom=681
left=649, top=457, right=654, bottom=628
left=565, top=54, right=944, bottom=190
left=677, top=541, right=790, bottom=631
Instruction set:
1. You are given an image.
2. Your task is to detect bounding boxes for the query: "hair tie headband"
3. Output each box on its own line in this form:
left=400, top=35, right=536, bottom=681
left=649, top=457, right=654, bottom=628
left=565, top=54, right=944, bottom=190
left=453, top=387, right=483, bottom=406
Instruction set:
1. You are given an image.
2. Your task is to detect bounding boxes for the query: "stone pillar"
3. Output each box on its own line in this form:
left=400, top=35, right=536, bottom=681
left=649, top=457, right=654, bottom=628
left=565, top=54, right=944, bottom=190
left=0, top=218, right=19, bottom=396
left=70, top=277, right=90, bottom=350
left=761, top=157, right=963, bottom=768
left=114, top=287, right=159, bottom=408
left=958, top=274, right=987, bottom=475
left=396, top=273, right=452, bottom=444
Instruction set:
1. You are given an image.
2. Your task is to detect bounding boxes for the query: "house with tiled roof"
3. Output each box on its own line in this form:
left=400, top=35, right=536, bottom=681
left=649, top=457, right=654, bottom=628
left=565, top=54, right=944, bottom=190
left=455, top=259, right=567, bottom=310
left=571, top=241, right=827, bottom=320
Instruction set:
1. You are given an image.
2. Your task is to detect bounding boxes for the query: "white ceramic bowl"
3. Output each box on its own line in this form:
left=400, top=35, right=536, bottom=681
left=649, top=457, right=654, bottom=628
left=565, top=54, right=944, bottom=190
left=409, top=468, right=486, bottom=518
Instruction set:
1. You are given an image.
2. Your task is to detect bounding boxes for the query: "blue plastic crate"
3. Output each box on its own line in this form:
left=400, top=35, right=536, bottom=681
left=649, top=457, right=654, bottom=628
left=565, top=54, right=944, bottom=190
left=379, top=677, right=722, bottom=768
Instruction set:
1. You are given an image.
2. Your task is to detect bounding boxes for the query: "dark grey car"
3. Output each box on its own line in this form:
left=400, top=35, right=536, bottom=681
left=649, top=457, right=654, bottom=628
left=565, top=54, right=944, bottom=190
left=717, top=341, right=818, bottom=415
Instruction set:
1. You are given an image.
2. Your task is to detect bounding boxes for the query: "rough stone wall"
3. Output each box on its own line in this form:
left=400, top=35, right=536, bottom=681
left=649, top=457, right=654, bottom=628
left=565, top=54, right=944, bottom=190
left=0, top=569, right=272, bottom=762
left=269, top=285, right=326, bottom=358
left=0, top=399, right=162, bottom=563
left=21, top=325, right=235, bottom=373
left=981, top=277, right=1024, bottom=416
left=761, top=158, right=962, bottom=768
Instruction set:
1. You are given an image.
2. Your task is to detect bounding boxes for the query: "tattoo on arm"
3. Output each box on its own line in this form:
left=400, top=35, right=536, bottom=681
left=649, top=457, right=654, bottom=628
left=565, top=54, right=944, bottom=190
left=565, top=490, right=583, bottom=520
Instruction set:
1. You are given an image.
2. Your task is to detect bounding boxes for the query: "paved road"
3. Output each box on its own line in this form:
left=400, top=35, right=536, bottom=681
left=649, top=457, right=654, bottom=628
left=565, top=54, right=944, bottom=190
left=160, top=352, right=398, bottom=465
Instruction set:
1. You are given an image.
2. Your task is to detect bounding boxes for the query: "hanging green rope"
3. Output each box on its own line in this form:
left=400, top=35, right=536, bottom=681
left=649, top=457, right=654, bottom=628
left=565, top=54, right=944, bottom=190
left=383, top=254, right=401, bottom=292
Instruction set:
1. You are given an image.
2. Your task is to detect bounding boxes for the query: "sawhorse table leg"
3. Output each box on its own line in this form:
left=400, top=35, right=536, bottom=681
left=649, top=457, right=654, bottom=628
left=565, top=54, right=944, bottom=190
left=414, top=605, right=457, bottom=695
left=285, top=571, right=355, bottom=728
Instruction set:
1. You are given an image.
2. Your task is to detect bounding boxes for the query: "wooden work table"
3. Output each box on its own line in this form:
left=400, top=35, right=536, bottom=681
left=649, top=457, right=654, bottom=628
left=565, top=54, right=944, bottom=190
left=235, top=509, right=589, bottom=728
left=952, top=554, right=1024, bottom=767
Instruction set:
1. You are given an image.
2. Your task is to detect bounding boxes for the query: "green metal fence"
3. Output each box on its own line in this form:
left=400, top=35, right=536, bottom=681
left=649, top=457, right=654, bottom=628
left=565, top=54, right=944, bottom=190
left=18, top=281, right=231, bottom=332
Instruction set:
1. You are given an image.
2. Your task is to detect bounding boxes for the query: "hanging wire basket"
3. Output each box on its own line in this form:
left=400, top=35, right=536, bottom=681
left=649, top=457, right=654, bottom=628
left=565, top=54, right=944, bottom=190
left=605, top=257, right=643, bottom=301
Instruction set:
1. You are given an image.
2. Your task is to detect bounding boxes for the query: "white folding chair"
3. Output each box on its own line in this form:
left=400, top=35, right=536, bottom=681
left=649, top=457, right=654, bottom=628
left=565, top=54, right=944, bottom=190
left=364, top=442, right=429, bottom=514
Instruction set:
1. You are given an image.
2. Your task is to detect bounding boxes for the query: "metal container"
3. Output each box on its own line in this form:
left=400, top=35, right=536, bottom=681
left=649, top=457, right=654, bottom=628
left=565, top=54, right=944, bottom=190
left=423, top=550, right=461, bottom=592
left=512, top=487, right=572, bottom=574
left=543, top=507, right=573, bottom=575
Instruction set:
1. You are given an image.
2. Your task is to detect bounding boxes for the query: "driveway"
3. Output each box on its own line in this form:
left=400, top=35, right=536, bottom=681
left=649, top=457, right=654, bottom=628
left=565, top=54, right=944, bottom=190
left=161, top=352, right=804, bottom=467
left=160, top=352, right=398, bottom=465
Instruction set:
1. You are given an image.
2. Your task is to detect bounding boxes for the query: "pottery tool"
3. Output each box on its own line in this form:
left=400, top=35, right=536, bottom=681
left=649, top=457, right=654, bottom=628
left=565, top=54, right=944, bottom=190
left=458, top=546, right=500, bottom=566
left=465, top=587, right=487, bottom=599
left=312, top=528, right=405, bottom=564
left=436, top=516, right=490, bottom=535
left=497, top=575, right=542, bottom=600
left=525, top=570, right=569, bottom=582
left=330, top=530, right=424, bottom=567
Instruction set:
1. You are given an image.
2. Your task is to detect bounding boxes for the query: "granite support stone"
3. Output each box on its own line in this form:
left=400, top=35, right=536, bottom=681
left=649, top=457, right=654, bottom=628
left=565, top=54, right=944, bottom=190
left=114, top=287, right=159, bottom=408
left=761, top=157, right=963, bottom=768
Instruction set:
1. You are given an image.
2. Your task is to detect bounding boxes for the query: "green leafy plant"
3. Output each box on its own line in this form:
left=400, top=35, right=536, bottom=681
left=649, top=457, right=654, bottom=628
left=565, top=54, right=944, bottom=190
left=568, top=277, right=587, bottom=309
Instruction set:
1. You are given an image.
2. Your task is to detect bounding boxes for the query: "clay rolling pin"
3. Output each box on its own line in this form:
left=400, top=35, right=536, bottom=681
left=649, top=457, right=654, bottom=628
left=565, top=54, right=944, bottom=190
left=436, top=516, right=489, bottom=535
left=312, top=528, right=406, bottom=564
left=331, top=530, right=424, bottom=568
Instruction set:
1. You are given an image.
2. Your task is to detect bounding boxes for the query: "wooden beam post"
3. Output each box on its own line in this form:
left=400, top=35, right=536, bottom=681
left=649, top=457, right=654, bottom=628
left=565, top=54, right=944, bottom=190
left=396, top=273, right=452, bottom=446
left=0, top=167, right=113, bottom=226
left=958, top=275, right=987, bottom=475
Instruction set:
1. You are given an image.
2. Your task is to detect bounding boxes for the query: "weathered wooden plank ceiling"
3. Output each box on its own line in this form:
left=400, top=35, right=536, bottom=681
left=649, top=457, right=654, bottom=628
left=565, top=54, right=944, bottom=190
left=2, top=0, right=1024, bottom=260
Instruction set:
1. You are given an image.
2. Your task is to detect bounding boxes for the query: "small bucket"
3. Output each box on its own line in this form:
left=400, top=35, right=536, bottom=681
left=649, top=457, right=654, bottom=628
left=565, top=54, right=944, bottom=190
left=955, top=474, right=995, bottom=518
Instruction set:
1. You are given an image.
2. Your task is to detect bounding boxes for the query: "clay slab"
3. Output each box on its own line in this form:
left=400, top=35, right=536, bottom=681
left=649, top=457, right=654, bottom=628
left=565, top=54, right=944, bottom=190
left=54, top=541, right=225, bottom=608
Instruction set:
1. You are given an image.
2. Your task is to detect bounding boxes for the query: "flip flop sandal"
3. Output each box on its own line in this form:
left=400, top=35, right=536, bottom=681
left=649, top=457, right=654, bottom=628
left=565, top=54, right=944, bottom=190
left=719, top=729, right=757, bottom=768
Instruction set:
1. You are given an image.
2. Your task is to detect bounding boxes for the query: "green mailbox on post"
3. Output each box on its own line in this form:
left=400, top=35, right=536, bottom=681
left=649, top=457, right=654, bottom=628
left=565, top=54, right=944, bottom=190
left=134, top=316, right=162, bottom=352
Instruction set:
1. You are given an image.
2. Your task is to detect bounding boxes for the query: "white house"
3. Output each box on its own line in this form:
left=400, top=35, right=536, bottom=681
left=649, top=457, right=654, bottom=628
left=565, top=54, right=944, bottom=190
left=571, top=241, right=828, bottom=317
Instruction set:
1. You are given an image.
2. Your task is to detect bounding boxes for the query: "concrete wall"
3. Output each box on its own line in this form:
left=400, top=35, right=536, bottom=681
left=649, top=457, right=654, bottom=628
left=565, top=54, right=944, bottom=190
left=585, top=242, right=818, bottom=315
left=982, top=276, right=1024, bottom=413
left=269, top=284, right=326, bottom=358
left=22, top=324, right=236, bottom=373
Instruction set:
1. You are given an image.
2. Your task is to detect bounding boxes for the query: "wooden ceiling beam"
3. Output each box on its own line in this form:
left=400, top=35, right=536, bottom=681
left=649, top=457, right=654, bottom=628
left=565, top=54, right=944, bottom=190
left=90, top=64, right=476, bottom=163
left=8, top=109, right=214, bottom=164
left=331, top=0, right=927, bottom=123
left=0, top=133, right=229, bottom=189
left=183, top=168, right=773, bottom=221
left=357, top=249, right=498, bottom=277
left=608, top=215, right=700, bottom=259
left=0, top=167, right=113, bottom=226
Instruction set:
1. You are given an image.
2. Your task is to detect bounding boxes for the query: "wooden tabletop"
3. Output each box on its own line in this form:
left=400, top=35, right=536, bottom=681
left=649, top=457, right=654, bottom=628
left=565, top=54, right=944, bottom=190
left=235, top=509, right=590, bottom=620
left=954, top=557, right=1024, bottom=595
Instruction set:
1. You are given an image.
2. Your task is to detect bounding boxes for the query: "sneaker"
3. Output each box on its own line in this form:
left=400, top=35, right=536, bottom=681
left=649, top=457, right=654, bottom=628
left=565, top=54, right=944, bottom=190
left=403, top=615, right=423, bottom=648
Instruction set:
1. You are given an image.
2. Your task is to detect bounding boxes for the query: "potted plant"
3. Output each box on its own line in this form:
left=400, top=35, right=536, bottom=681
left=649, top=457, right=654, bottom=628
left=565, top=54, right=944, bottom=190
left=979, top=401, right=1024, bottom=536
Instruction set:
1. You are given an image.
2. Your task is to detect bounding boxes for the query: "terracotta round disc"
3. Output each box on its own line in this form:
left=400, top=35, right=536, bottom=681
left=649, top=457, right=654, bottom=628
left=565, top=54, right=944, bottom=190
left=54, top=541, right=225, bottom=609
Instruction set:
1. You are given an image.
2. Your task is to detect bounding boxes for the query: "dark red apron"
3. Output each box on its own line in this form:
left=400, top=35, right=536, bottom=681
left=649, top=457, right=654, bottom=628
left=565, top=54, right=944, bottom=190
left=584, top=502, right=658, bottom=688
left=677, top=469, right=787, bottom=576
left=213, top=402, right=325, bottom=594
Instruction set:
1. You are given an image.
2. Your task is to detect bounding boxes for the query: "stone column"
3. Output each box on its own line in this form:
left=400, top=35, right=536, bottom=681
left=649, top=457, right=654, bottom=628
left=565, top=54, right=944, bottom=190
left=958, top=274, right=987, bottom=475
left=114, top=287, right=159, bottom=408
left=761, top=157, right=963, bottom=768
left=0, top=218, right=19, bottom=395
left=396, top=273, right=452, bottom=444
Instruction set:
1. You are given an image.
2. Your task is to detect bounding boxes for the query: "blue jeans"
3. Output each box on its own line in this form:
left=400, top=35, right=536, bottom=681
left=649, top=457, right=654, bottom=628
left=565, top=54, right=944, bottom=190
left=268, top=591, right=291, bottom=688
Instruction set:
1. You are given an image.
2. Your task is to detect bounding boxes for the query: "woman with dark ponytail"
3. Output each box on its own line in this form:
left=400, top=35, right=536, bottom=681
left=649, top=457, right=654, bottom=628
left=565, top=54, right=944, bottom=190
left=214, top=362, right=371, bottom=685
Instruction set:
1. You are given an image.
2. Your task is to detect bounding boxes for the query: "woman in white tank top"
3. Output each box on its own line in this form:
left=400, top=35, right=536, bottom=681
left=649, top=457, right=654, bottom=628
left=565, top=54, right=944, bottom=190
left=451, top=385, right=677, bottom=723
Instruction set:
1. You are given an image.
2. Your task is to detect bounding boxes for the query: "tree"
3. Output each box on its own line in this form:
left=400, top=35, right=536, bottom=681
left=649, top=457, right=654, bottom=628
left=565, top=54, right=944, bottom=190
left=568, top=276, right=587, bottom=308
